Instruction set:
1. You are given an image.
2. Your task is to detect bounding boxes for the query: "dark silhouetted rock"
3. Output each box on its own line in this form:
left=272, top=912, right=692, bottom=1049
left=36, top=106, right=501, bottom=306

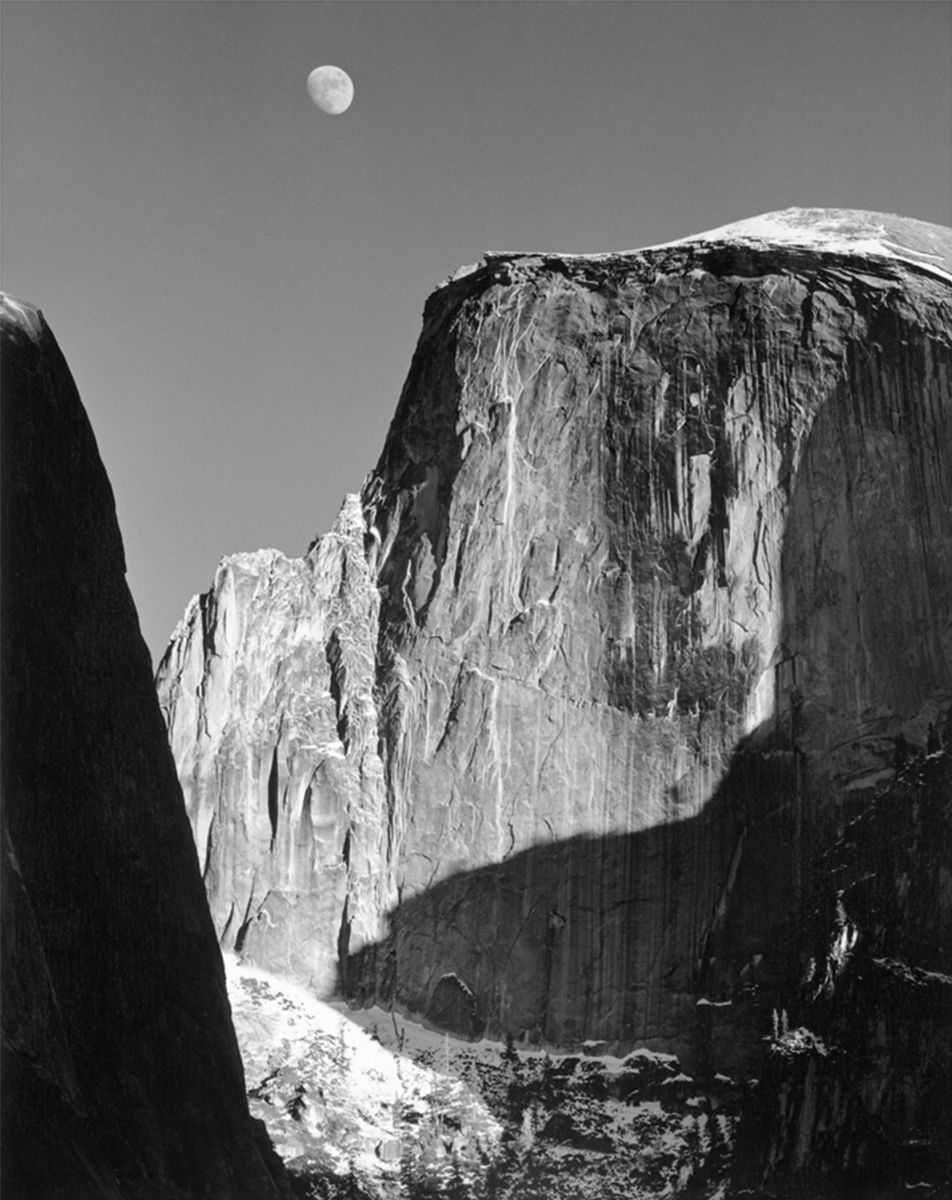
left=730, top=752, right=952, bottom=1198
left=0, top=295, right=290, bottom=1200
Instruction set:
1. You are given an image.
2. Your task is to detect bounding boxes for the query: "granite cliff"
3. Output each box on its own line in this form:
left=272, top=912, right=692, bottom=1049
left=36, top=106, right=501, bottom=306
left=730, top=748, right=952, bottom=1198
left=1, top=296, right=289, bottom=1200
left=157, top=210, right=952, bottom=1175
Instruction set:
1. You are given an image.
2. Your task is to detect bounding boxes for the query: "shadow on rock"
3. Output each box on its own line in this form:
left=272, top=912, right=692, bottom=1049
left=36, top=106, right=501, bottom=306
left=347, top=729, right=810, bottom=1081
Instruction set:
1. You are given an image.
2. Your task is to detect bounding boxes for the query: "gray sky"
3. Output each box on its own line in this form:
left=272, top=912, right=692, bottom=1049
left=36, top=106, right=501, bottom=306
left=3, top=1, right=950, bottom=663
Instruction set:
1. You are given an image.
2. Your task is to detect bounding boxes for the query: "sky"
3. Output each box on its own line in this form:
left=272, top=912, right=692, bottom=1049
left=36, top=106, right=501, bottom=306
left=3, top=1, right=950, bottom=664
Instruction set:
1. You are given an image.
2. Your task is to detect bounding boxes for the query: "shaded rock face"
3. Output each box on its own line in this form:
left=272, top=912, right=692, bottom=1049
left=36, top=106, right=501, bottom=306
left=731, top=752, right=952, bottom=1197
left=157, top=212, right=952, bottom=1081
left=0, top=296, right=289, bottom=1200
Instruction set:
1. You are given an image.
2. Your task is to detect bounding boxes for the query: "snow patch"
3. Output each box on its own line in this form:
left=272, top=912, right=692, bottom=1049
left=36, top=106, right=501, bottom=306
left=441, top=209, right=952, bottom=292
left=0, top=293, right=44, bottom=339
left=643, top=208, right=952, bottom=285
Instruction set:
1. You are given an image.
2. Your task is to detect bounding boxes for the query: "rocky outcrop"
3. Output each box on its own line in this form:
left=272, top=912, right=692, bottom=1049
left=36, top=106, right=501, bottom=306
left=157, top=211, right=952, bottom=1087
left=731, top=749, right=952, bottom=1197
left=159, top=496, right=385, bottom=995
left=0, top=296, right=289, bottom=1200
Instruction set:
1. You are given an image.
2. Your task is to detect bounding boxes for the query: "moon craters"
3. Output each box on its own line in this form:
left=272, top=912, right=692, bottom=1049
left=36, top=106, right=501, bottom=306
left=307, top=65, right=354, bottom=115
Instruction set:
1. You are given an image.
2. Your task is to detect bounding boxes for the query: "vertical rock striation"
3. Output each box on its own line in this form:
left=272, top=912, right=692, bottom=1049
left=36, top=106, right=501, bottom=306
left=157, top=211, right=952, bottom=1087
left=159, top=494, right=386, bottom=995
left=1, top=296, right=289, bottom=1200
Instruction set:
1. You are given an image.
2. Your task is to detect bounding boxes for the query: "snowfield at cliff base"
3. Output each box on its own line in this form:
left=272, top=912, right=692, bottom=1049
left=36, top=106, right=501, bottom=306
left=225, top=954, right=738, bottom=1199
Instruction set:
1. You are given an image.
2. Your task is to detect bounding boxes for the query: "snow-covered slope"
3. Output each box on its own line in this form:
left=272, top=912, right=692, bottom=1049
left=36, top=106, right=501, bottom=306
left=466, top=207, right=952, bottom=285
left=226, top=954, right=738, bottom=1199
left=647, top=207, right=952, bottom=283
left=226, top=954, right=502, bottom=1192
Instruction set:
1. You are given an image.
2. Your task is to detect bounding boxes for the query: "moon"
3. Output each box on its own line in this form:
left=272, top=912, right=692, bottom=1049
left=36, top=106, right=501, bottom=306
left=307, top=66, right=354, bottom=115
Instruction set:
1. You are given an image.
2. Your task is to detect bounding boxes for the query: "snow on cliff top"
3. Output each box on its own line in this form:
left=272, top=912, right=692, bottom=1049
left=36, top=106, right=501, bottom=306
left=0, top=293, right=46, bottom=341
left=459, top=208, right=952, bottom=286
left=646, top=207, right=952, bottom=283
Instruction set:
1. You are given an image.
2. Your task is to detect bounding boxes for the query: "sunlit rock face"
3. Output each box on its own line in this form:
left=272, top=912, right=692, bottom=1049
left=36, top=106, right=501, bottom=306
left=1, top=296, right=289, bottom=1200
left=160, top=498, right=384, bottom=994
left=157, top=210, right=952, bottom=1074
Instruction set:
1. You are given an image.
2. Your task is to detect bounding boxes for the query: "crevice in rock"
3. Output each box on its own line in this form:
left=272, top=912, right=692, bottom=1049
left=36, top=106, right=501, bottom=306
left=202, top=813, right=216, bottom=881
left=452, top=524, right=469, bottom=593
left=325, top=629, right=348, bottom=748
left=219, top=899, right=236, bottom=946
left=337, top=895, right=351, bottom=993
left=234, top=877, right=258, bottom=955
left=267, top=747, right=279, bottom=853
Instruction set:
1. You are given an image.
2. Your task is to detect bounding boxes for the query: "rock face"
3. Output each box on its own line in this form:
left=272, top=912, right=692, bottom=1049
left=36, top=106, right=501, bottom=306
left=0, top=296, right=289, bottom=1200
left=160, top=498, right=384, bottom=995
left=731, top=750, right=952, bottom=1196
left=157, top=211, right=952, bottom=1087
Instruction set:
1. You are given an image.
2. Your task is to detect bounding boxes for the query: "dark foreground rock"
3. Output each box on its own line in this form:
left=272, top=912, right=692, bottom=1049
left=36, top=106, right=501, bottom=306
left=729, top=750, right=952, bottom=1199
left=0, top=294, right=290, bottom=1199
